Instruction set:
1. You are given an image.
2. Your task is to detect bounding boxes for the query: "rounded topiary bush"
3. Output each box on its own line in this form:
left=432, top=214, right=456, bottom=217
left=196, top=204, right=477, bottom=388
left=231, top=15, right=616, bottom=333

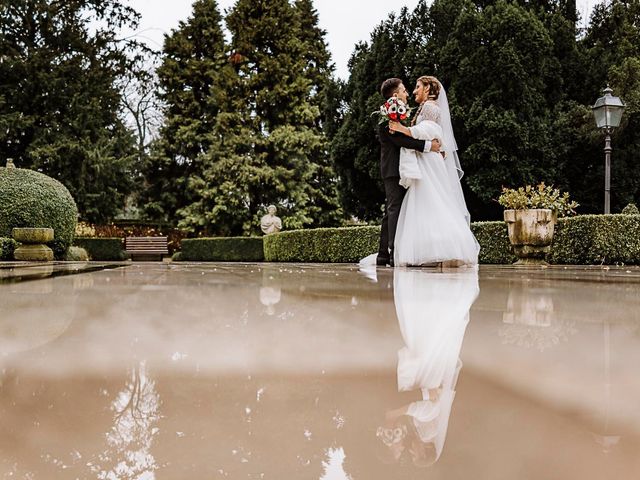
left=0, top=167, right=78, bottom=258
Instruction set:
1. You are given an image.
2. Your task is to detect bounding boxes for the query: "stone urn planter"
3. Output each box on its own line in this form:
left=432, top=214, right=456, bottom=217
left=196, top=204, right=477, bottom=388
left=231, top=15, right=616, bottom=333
left=503, top=209, right=557, bottom=265
left=12, top=227, right=55, bottom=261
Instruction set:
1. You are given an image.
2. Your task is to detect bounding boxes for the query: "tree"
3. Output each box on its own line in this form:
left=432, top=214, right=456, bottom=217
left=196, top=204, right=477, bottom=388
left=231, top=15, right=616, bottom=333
left=179, top=0, right=341, bottom=235
left=139, top=0, right=228, bottom=222
left=0, top=0, right=144, bottom=223
left=331, top=6, right=421, bottom=221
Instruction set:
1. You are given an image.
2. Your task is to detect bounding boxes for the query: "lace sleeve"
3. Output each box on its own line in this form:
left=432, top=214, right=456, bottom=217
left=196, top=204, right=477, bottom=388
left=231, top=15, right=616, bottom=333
left=417, top=102, right=441, bottom=125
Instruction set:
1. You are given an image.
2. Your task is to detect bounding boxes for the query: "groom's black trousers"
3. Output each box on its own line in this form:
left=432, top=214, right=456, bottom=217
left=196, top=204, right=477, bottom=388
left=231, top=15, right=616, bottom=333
left=378, top=177, right=407, bottom=261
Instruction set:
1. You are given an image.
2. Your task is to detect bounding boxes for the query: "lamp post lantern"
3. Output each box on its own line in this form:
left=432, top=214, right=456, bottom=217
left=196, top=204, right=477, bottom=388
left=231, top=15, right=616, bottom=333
left=592, top=86, right=625, bottom=214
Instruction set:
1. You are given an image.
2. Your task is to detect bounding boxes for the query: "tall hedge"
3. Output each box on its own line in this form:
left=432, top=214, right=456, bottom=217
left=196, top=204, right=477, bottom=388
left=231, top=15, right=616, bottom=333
left=0, top=167, right=78, bottom=258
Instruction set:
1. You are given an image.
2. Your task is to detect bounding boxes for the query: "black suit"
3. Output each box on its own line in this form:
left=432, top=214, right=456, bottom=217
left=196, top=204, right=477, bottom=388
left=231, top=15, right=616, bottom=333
left=377, top=125, right=427, bottom=263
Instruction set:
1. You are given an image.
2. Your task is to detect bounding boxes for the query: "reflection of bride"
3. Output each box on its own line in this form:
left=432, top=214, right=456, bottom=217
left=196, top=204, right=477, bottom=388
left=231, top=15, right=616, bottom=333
left=378, top=269, right=479, bottom=466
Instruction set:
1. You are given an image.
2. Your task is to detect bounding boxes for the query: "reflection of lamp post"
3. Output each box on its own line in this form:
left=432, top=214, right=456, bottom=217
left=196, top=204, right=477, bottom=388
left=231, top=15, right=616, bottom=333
left=592, top=319, right=621, bottom=453
left=592, top=86, right=625, bottom=214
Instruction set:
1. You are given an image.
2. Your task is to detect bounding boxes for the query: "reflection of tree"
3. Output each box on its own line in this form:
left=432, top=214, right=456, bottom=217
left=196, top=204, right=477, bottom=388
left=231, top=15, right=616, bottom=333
left=93, top=361, right=161, bottom=480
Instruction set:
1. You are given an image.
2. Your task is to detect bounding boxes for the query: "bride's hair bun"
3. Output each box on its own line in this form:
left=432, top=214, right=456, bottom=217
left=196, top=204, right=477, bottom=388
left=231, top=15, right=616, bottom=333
left=417, top=76, right=440, bottom=100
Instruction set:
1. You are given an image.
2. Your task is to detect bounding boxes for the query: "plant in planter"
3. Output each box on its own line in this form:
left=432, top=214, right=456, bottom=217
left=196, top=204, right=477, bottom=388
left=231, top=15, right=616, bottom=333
left=499, top=183, right=578, bottom=265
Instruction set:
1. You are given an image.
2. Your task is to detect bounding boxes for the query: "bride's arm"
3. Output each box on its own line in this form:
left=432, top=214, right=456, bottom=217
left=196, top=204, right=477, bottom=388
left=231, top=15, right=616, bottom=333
left=389, top=121, right=413, bottom=137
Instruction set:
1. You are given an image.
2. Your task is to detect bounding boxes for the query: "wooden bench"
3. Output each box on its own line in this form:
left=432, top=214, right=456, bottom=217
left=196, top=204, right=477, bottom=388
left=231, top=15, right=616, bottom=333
left=125, top=236, right=169, bottom=261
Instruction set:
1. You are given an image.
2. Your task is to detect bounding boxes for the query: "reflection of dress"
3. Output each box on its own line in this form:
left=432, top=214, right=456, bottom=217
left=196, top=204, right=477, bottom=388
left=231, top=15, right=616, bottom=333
left=394, top=102, right=480, bottom=267
left=393, top=269, right=479, bottom=459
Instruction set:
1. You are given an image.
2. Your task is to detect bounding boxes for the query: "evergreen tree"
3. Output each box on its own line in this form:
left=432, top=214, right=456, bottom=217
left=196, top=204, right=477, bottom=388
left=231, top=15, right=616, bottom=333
left=140, top=0, right=228, bottom=222
left=578, top=0, right=640, bottom=211
left=180, top=0, right=340, bottom=235
left=331, top=7, right=419, bottom=221
left=437, top=0, right=561, bottom=215
left=0, top=0, right=144, bottom=223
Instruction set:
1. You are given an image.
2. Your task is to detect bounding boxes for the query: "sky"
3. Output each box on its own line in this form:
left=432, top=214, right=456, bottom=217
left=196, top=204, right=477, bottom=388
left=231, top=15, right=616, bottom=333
left=124, top=0, right=598, bottom=80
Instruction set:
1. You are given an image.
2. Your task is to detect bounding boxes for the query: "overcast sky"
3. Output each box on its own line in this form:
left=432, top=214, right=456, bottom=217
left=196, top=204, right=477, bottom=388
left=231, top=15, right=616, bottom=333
left=124, top=0, right=598, bottom=79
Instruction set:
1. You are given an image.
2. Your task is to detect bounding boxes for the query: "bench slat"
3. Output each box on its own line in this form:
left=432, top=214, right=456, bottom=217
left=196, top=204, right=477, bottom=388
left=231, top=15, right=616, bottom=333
left=125, top=236, right=169, bottom=260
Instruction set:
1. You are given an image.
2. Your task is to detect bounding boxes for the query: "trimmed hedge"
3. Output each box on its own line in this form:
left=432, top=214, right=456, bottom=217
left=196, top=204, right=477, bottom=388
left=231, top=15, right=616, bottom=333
left=470, top=221, right=517, bottom=264
left=1, top=237, right=16, bottom=260
left=549, top=214, right=640, bottom=265
left=0, top=167, right=78, bottom=259
left=263, top=226, right=379, bottom=263
left=180, top=237, right=264, bottom=261
left=262, top=214, right=640, bottom=265
left=73, top=237, right=127, bottom=261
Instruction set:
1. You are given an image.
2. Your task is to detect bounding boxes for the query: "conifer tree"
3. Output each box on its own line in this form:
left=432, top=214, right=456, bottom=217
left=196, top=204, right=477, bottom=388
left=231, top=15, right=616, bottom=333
left=140, top=0, right=227, bottom=221
left=180, top=0, right=340, bottom=235
left=0, top=0, right=143, bottom=222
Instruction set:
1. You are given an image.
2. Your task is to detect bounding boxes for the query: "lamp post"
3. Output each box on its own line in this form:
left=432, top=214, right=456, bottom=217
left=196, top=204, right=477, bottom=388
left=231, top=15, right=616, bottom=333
left=592, top=86, right=625, bottom=214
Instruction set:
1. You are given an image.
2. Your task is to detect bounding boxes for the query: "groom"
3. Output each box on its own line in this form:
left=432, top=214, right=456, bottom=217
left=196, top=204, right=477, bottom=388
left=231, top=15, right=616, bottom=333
left=377, top=78, right=441, bottom=266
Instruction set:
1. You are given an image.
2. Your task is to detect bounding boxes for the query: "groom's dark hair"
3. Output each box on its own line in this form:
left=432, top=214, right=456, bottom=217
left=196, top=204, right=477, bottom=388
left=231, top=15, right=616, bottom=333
left=380, top=78, right=403, bottom=100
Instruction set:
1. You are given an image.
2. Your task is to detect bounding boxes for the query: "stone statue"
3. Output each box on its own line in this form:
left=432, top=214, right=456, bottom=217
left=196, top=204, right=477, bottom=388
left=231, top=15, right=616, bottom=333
left=6, top=158, right=15, bottom=169
left=260, top=205, right=282, bottom=235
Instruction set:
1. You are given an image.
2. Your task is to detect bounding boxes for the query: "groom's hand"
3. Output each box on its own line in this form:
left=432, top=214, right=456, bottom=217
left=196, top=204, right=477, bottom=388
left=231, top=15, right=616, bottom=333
left=430, top=139, right=441, bottom=152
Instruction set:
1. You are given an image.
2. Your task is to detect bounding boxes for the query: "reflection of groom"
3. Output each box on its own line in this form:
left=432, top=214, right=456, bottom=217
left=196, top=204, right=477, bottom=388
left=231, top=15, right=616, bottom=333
left=377, top=78, right=440, bottom=266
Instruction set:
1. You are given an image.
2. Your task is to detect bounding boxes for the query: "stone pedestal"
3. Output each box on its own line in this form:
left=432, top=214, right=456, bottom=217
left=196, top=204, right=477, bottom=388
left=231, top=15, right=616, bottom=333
left=12, top=227, right=54, bottom=261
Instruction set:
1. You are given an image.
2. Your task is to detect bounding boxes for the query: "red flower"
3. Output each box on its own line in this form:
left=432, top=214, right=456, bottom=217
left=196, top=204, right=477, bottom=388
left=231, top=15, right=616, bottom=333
left=390, top=112, right=398, bottom=121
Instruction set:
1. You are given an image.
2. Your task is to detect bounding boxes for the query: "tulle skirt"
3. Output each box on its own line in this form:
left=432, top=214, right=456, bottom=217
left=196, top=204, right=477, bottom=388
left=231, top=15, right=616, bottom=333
left=394, top=151, right=479, bottom=267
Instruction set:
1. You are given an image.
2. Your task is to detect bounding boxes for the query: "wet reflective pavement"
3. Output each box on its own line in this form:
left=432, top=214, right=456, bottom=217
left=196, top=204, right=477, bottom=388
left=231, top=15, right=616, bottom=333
left=1, top=263, right=639, bottom=479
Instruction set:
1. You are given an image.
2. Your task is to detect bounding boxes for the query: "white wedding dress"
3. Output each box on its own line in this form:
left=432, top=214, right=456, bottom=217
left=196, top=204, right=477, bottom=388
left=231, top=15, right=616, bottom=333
left=394, top=269, right=479, bottom=460
left=394, top=95, right=479, bottom=267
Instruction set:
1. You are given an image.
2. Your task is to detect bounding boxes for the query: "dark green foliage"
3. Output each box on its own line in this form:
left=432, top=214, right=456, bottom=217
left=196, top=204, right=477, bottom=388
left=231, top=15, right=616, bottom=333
left=180, top=237, right=264, bottom=262
left=335, top=0, right=640, bottom=220
left=177, top=0, right=341, bottom=235
left=73, top=237, right=127, bottom=261
left=140, top=0, right=228, bottom=221
left=0, top=0, right=144, bottom=223
left=64, top=246, right=89, bottom=261
left=0, top=237, right=16, bottom=260
left=331, top=6, right=421, bottom=221
left=470, top=221, right=517, bottom=264
left=549, top=214, right=640, bottom=265
left=0, top=167, right=78, bottom=258
left=263, top=226, right=380, bottom=263
left=622, top=203, right=640, bottom=215
left=261, top=216, right=640, bottom=265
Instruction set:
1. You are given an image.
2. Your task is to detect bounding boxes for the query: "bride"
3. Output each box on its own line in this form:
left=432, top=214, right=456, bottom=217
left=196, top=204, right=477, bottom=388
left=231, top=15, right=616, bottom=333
left=389, top=76, right=479, bottom=267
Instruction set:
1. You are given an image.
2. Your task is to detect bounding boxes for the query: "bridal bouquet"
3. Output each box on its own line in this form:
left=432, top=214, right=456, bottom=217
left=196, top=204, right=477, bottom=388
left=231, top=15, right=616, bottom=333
left=374, top=97, right=411, bottom=126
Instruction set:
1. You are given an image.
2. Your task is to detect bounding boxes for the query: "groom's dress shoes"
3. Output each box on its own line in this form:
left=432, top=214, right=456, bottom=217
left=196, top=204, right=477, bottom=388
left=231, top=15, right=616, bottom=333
left=376, top=255, right=391, bottom=266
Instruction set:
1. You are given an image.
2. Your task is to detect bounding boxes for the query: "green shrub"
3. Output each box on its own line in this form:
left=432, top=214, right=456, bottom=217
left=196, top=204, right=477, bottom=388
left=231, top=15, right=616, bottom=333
left=470, top=221, right=517, bottom=264
left=263, top=226, right=379, bottom=263
left=498, top=183, right=578, bottom=217
left=172, top=251, right=183, bottom=262
left=1, top=237, right=16, bottom=260
left=181, top=237, right=264, bottom=261
left=549, top=214, right=640, bottom=265
left=64, top=246, right=89, bottom=261
left=622, top=203, right=639, bottom=215
left=262, top=215, right=640, bottom=265
left=74, top=237, right=127, bottom=261
left=0, top=167, right=78, bottom=259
